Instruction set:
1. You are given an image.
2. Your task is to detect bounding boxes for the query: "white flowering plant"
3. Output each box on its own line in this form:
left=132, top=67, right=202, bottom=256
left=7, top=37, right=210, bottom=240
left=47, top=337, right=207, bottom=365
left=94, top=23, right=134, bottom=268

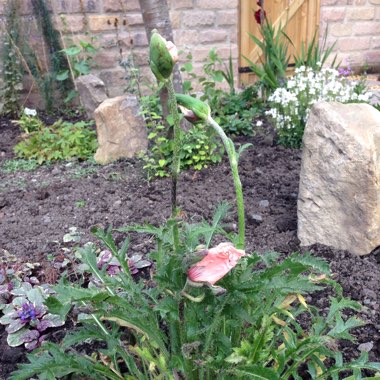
left=12, top=109, right=43, bottom=134
left=266, top=65, right=372, bottom=148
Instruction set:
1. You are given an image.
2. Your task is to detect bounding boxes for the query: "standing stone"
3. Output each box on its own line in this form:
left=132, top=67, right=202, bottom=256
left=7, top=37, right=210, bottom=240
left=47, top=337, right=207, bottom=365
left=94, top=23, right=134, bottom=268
left=298, top=102, right=380, bottom=256
left=94, top=95, right=147, bottom=164
left=75, top=74, right=109, bottom=119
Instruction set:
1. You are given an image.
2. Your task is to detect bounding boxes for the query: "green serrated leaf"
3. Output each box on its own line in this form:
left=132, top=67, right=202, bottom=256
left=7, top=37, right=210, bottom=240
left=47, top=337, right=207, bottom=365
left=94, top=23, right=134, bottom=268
left=56, top=70, right=69, bottom=81
left=62, top=46, right=81, bottom=56
left=229, top=365, right=280, bottom=379
left=74, top=60, right=90, bottom=75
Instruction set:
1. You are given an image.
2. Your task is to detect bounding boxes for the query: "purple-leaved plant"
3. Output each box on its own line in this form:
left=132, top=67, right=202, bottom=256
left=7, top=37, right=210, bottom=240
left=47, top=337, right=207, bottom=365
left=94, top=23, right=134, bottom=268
left=0, top=282, right=64, bottom=349
left=97, top=250, right=151, bottom=276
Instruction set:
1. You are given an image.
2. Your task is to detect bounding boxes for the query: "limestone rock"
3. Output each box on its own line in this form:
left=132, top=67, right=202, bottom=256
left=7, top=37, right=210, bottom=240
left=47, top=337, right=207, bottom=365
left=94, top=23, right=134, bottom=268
left=94, top=95, right=147, bottom=164
left=75, top=74, right=108, bottom=118
left=98, top=68, right=126, bottom=98
left=297, top=102, right=380, bottom=256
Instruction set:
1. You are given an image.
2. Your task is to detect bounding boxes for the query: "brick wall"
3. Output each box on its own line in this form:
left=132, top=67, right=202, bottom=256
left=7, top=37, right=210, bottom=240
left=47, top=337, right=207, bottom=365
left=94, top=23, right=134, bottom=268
left=0, top=0, right=379, bottom=108
left=320, top=0, right=380, bottom=71
left=169, top=0, right=239, bottom=88
left=0, top=0, right=238, bottom=105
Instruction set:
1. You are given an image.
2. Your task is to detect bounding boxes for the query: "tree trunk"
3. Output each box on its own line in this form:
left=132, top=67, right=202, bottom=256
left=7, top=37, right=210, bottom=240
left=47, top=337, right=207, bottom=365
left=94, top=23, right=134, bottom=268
left=138, top=0, right=183, bottom=93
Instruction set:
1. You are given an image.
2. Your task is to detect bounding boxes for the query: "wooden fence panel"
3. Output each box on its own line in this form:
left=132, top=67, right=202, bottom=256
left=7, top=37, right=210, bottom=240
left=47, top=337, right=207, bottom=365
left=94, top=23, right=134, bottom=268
left=239, top=0, right=320, bottom=85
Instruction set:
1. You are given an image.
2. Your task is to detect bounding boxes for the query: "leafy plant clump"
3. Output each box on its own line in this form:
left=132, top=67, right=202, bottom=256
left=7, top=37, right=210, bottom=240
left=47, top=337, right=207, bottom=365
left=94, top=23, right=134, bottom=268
left=212, top=85, right=264, bottom=136
left=14, top=118, right=97, bottom=164
left=8, top=221, right=380, bottom=379
left=140, top=93, right=223, bottom=179
left=57, top=37, right=98, bottom=103
left=183, top=49, right=264, bottom=136
left=245, top=15, right=290, bottom=99
left=1, top=159, right=40, bottom=174
left=266, top=66, right=372, bottom=148
left=12, top=108, right=44, bottom=134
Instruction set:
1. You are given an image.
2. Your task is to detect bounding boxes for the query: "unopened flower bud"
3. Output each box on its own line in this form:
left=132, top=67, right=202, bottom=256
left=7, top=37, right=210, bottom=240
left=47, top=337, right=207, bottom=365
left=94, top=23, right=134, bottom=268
left=176, top=94, right=211, bottom=124
left=149, top=29, right=178, bottom=81
left=166, top=41, right=178, bottom=64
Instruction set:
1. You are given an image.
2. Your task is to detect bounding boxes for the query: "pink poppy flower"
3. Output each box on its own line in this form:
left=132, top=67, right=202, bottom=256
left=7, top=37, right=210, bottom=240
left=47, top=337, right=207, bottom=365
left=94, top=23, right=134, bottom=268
left=166, top=40, right=179, bottom=64
left=187, top=242, right=246, bottom=285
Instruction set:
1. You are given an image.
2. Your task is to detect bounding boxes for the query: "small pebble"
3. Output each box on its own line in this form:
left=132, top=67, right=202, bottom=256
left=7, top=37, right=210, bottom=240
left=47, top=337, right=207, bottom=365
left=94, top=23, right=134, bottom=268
left=249, top=214, right=263, bottom=224
left=113, top=200, right=122, bottom=208
left=363, top=288, right=377, bottom=300
left=358, top=341, right=373, bottom=352
left=0, top=197, right=8, bottom=208
left=259, top=200, right=269, bottom=208
left=42, top=215, right=51, bottom=224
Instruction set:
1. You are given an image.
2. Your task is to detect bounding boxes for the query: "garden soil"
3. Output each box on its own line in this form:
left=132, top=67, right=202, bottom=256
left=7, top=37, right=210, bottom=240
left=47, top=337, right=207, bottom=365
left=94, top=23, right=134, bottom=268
left=0, top=117, right=379, bottom=378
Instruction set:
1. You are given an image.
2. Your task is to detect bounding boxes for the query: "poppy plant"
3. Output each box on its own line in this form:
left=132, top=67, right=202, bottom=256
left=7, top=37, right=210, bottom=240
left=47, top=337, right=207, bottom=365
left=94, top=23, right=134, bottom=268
left=187, top=242, right=246, bottom=285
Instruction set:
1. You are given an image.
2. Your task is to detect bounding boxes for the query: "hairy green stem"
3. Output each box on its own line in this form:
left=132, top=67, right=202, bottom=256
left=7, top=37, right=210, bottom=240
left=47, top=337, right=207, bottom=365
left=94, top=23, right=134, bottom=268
left=207, top=116, right=245, bottom=249
left=165, top=78, right=181, bottom=252
left=80, top=301, right=109, bottom=336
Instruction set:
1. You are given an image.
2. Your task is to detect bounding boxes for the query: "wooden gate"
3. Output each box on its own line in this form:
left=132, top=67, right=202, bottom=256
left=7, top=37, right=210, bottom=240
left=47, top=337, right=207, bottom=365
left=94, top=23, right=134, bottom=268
left=239, top=0, right=320, bottom=84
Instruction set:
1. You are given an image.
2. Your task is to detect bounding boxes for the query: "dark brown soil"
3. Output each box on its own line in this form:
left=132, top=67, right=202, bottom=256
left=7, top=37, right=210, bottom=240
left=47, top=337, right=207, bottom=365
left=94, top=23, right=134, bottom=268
left=0, top=117, right=379, bottom=379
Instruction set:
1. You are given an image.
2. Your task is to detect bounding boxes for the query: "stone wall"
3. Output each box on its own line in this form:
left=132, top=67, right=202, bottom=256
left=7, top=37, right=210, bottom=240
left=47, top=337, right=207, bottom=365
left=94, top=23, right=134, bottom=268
left=320, top=0, right=380, bottom=71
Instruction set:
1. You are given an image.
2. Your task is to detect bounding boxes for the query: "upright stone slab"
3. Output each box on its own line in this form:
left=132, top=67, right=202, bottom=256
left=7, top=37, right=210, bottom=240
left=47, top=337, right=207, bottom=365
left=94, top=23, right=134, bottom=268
left=94, top=95, right=148, bottom=164
left=298, top=102, right=380, bottom=256
left=75, top=74, right=109, bottom=119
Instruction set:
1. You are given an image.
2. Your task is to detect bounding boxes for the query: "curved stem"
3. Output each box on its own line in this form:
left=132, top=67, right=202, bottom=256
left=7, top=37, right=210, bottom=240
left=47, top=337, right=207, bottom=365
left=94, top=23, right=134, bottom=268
left=165, top=77, right=181, bottom=252
left=207, top=116, right=245, bottom=249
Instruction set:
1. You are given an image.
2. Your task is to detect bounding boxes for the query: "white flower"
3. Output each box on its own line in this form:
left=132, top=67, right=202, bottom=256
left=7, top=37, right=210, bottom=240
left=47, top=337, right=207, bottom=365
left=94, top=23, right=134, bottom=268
left=287, top=79, right=295, bottom=89
left=24, top=107, right=37, bottom=116
left=358, top=93, right=370, bottom=102
left=256, top=120, right=263, bottom=127
left=267, top=65, right=370, bottom=146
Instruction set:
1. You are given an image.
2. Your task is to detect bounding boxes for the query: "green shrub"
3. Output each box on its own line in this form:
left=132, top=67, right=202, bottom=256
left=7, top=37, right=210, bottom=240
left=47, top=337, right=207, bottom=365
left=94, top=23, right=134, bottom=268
left=213, top=85, right=263, bottom=136
left=245, top=16, right=290, bottom=99
left=14, top=119, right=97, bottom=164
left=140, top=93, right=223, bottom=179
left=183, top=50, right=264, bottom=136
left=12, top=109, right=44, bottom=134
left=56, top=37, right=98, bottom=103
